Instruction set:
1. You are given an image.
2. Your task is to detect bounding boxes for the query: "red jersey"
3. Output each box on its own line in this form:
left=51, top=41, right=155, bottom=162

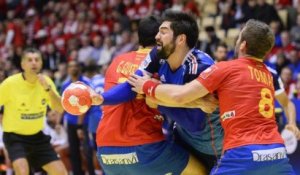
left=96, top=48, right=165, bottom=146
left=197, top=58, right=284, bottom=151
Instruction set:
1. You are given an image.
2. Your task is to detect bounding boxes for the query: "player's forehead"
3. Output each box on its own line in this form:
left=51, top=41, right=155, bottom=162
left=23, top=52, right=41, bottom=61
left=159, top=21, right=172, bottom=31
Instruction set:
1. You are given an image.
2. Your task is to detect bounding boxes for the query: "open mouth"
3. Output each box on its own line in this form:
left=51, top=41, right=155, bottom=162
left=156, top=43, right=162, bottom=50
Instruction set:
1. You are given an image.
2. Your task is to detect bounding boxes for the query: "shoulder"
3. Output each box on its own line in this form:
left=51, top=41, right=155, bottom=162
left=113, top=51, right=136, bottom=62
left=184, top=49, right=215, bottom=75
left=1, top=73, right=21, bottom=85
left=191, top=49, right=214, bottom=65
left=44, top=75, right=55, bottom=84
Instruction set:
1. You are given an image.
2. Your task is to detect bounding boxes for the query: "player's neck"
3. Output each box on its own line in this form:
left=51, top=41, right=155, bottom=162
left=239, top=53, right=263, bottom=62
left=168, top=47, right=190, bottom=71
left=22, top=72, right=38, bottom=83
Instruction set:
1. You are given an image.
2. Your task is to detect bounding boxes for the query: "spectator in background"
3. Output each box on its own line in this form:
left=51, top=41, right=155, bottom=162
left=200, top=26, right=221, bottom=57
left=214, top=42, right=228, bottom=62
left=288, top=50, right=300, bottom=80
left=290, top=14, right=300, bottom=49
left=255, top=0, right=282, bottom=25
left=98, top=36, right=115, bottom=66
left=90, top=35, right=103, bottom=63
left=84, top=61, right=104, bottom=174
left=54, top=63, right=68, bottom=93
left=281, top=66, right=296, bottom=98
left=44, top=110, right=71, bottom=174
left=78, top=35, right=93, bottom=65
left=60, top=60, right=95, bottom=175
left=43, top=43, right=65, bottom=71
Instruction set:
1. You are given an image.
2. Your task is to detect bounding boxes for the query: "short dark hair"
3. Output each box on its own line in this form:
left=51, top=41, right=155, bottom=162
left=138, top=15, right=161, bottom=47
left=241, top=19, right=275, bottom=59
left=162, top=11, right=199, bottom=48
left=21, top=48, right=42, bottom=61
left=217, top=42, right=228, bottom=50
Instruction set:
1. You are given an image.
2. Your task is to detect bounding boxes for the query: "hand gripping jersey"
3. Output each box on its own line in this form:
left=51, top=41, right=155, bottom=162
left=197, top=58, right=284, bottom=151
left=96, top=48, right=165, bottom=146
left=142, top=47, right=223, bottom=155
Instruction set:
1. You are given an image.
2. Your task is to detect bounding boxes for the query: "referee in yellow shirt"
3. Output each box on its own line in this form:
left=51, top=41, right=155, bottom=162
left=0, top=48, right=67, bottom=175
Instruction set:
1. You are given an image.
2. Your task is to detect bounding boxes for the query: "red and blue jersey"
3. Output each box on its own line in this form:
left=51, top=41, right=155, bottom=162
left=96, top=48, right=165, bottom=147
left=197, top=58, right=284, bottom=151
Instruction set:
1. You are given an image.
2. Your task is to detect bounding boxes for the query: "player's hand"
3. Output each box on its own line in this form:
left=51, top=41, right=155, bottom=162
left=89, top=88, right=103, bottom=105
left=285, top=124, right=300, bottom=140
left=128, top=74, right=151, bottom=94
left=37, top=74, right=51, bottom=91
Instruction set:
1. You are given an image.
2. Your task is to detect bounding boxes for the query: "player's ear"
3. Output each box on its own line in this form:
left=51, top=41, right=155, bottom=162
left=177, top=34, right=186, bottom=45
left=240, top=40, right=247, bottom=52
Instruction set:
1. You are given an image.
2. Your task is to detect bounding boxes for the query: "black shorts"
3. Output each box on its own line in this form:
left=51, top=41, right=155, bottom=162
left=3, top=131, right=59, bottom=169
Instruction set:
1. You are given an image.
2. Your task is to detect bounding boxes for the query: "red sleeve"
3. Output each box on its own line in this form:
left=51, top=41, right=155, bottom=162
left=196, top=62, right=230, bottom=93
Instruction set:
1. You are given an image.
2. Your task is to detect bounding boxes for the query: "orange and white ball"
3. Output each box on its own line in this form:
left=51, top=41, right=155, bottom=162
left=61, top=82, right=92, bottom=115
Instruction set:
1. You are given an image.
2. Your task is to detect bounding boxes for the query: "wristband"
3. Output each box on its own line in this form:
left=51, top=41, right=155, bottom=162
left=142, top=80, right=159, bottom=97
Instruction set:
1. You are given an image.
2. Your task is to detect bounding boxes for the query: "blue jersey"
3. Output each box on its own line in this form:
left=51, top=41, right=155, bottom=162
left=87, top=74, right=105, bottom=133
left=143, top=47, right=221, bottom=155
left=61, top=76, right=91, bottom=125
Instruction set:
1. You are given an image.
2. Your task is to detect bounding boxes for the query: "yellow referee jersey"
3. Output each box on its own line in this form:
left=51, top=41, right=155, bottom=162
left=0, top=73, right=59, bottom=135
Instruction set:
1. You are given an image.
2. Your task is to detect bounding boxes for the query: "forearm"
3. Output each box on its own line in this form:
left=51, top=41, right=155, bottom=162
left=102, top=82, right=136, bottom=105
left=154, top=80, right=209, bottom=104
left=153, top=97, right=201, bottom=108
left=283, top=101, right=296, bottom=125
left=48, top=90, right=64, bottom=113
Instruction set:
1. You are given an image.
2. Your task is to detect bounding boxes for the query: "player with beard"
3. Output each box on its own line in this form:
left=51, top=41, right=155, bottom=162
left=129, top=19, right=295, bottom=175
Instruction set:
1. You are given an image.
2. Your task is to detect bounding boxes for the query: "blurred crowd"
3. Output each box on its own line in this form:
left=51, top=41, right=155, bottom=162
left=0, top=0, right=300, bottom=174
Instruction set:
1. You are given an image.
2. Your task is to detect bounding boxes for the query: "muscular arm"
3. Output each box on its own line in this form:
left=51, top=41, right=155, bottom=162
left=146, top=94, right=218, bottom=113
left=153, top=79, right=210, bottom=104
left=276, top=92, right=300, bottom=139
left=48, top=89, right=64, bottom=113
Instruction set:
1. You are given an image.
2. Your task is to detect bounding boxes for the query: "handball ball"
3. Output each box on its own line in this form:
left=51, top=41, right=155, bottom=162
left=61, top=82, right=92, bottom=115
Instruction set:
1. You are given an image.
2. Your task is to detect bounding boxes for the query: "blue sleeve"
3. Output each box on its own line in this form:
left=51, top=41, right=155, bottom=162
left=184, top=50, right=215, bottom=82
left=102, top=70, right=143, bottom=105
left=139, top=47, right=160, bottom=74
left=158, top=106, right=206, bottom=132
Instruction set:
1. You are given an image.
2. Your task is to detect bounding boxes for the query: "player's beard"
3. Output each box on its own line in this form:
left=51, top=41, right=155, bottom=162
left=157, top=42, right=176, bottom=60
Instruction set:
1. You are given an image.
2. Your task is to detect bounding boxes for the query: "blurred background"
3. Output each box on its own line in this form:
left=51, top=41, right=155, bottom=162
left=0, top=0, right=299, bottom=174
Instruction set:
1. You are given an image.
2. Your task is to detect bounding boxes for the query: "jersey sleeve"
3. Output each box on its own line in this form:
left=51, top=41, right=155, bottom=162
left=102, top=69, right=144, bottom=105
left=0, top=79, right=10, bottom=106
left=196, top=62, right=230, bottom=93
left=184, top=51, right=215, bottom=82
left=46, top=76, right=60, bottom=97
left=139, top=47, right=160, bottom=75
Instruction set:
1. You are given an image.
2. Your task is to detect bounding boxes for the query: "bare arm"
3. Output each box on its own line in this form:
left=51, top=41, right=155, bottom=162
left=146, top=94, right=218, bottom=113
left=128, top=74, right=210, bottom=104
left=276, top=92, right=300, bottom=139
left=38, top=74, right=64, bottom=113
